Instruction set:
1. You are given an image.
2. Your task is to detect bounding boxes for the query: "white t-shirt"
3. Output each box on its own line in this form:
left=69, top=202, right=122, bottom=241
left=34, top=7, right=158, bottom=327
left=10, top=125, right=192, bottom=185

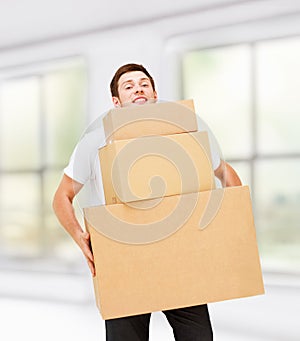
left=64, top=113, right=221, bottom=207
left=64, top=116, right=106, bottom=207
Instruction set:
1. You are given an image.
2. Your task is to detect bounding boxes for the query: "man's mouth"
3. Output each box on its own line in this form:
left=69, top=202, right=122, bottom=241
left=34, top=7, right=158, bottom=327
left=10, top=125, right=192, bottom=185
left=133, top=96, right=148, bottom=104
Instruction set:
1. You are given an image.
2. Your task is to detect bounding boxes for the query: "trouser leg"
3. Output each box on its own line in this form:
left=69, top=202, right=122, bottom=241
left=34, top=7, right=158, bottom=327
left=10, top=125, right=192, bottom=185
left=163, top=304, right=213, bottom=341
left=105, top=313, right=151, bottom=341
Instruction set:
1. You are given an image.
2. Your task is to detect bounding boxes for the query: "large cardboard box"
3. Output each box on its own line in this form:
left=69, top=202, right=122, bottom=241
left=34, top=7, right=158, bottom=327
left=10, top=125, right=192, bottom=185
left=84, top=186, right=265, bottom=320
left=99, top=131, right=216, bottom=204
left=103, top=99, right=197, bottom=143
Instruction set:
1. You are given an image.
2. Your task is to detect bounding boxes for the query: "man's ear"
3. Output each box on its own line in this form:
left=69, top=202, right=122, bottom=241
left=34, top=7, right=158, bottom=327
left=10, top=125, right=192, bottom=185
left=153, top=91, right=158, bottom=101
left=112, top=96, right=121, bottom=107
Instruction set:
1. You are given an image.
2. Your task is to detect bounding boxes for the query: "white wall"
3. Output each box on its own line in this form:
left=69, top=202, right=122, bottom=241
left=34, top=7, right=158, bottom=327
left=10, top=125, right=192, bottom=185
left=0, top=0, right=299, bottom=126
left=0, top=24, right=163, bottom=125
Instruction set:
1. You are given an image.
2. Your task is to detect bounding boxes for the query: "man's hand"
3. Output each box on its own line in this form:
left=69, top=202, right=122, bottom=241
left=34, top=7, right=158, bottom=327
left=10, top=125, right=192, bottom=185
left=77, top=231, right=95, bottom=277
left=53, top=174, right=96, bottom=277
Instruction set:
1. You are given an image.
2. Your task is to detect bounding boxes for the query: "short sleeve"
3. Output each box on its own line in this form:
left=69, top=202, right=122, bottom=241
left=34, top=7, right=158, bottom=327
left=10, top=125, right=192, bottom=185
left=64, top=126, right=106, bottom=184
left=195, top=114, right=221, bottom=170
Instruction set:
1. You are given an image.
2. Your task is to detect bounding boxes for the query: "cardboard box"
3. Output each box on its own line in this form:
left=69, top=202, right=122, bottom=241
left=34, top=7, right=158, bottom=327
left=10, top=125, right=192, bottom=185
left=84, top=186, right=264, bottom=320
left=99, top=131, right=216, bottom=204
left=103, top=99, right=197, bottom=143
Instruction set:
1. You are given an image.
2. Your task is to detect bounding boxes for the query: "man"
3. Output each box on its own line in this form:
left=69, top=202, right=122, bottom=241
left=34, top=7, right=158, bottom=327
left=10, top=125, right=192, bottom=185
left=53, top=63, right=241, bottom=340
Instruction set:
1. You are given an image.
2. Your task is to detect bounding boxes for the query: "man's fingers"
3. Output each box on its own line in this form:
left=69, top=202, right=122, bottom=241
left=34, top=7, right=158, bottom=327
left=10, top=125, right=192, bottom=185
left=82, top=240, right=95, bottom=276
left=87, top=258, right=96, bottom=277
left=85, top=247, right=94, bottom=263
left=82, top=231, right=90, bottom=241
left=78, top=231, right=95, bottom=276
left=82, top=238, right=94, bottom=261
left=79, top=231, right=94, bottom=260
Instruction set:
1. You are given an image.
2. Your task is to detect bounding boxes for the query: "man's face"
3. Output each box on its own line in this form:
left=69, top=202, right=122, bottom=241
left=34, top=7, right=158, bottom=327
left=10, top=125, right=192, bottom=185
left=112, top=71, right=157, bottom=107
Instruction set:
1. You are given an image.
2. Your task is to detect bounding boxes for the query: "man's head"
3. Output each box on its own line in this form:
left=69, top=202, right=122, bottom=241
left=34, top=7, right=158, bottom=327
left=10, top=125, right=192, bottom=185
left=110, top=63, right=157, bottom=107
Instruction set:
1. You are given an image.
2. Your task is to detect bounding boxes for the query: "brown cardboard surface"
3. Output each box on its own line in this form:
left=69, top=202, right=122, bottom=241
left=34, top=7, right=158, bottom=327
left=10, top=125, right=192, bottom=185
left=103, top=99, right=197, bottom=143
left=99, top=131, right=215, bottom=205
left=84, top=186, right=265, bottom=320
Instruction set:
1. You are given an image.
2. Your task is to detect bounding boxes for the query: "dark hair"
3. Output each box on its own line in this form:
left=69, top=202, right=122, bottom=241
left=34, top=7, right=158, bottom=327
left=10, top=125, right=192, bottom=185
left=110, top=63, right=155, bottom=97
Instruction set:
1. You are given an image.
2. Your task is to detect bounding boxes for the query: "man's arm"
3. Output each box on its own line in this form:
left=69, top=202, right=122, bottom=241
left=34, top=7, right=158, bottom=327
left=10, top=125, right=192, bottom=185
left=52, top=174, right=95, bottom=276
left=214, top=160, right=242, bottom=187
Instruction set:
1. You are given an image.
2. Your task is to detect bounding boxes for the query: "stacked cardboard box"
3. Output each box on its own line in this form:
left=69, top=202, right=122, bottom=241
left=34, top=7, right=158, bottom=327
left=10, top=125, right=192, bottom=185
left=99, top=99, right=215, bottom=204
left=84, top=99, right=264, bottom=320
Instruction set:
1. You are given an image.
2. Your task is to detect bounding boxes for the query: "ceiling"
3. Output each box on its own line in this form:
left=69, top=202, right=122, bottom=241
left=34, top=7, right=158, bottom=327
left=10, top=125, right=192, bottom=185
left=0, top=0, right=245, bottom=50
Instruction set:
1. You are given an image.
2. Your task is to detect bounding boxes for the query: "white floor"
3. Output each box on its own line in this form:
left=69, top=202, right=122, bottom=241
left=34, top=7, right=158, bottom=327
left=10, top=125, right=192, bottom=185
left=1, top=271, right=300, bottom=341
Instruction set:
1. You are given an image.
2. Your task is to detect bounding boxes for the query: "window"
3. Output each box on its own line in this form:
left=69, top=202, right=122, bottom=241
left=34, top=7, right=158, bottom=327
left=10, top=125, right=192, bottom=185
left=182, top=37, right=300, bottom=272
left=0, top=58, right=87, bottom=272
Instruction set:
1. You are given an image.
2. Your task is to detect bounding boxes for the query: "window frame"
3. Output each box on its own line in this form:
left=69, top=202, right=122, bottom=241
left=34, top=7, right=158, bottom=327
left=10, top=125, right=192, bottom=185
left=0, top=56, right=88, bottom=274
left=162, top=14, right=300, bottom=275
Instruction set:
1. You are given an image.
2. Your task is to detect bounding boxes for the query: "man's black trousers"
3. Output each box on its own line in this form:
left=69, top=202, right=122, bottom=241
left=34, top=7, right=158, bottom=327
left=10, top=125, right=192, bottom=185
left=105, top=304, right=213, bottom=341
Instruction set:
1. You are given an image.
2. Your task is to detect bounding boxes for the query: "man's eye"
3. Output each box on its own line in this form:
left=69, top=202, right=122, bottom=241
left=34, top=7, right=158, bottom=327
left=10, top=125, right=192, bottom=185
left=125, top=85, right=132, bottom=90
left=142, top=83, right=149, bottom=87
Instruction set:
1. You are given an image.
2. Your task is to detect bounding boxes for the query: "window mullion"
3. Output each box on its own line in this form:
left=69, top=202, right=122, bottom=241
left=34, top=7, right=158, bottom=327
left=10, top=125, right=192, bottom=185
left=38, top=75, right=47, bottom=257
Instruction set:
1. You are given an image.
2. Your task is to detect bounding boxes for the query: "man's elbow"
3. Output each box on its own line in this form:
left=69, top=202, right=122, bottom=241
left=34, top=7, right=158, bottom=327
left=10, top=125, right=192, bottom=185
left=52, top=188, right=62, bottom=214
left=52, top=186, right=70, bottom=214
left=224, top=162, right=242, bottom=187
left=214, top=160, right=242, bottom=187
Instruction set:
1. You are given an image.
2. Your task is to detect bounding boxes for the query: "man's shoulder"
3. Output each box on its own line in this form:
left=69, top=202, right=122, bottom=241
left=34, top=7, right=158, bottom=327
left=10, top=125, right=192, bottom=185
left=76, top=124, right=107, bottom=154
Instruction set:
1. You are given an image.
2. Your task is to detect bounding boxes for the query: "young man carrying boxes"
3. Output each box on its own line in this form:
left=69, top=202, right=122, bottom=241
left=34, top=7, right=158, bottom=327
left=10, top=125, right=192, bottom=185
left=53, top=64, right=260, bottom=341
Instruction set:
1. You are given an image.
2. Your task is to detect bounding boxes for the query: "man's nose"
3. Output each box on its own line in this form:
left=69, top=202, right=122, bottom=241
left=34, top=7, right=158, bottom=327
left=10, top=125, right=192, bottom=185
left=135, top=85, right=144, bottom=93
